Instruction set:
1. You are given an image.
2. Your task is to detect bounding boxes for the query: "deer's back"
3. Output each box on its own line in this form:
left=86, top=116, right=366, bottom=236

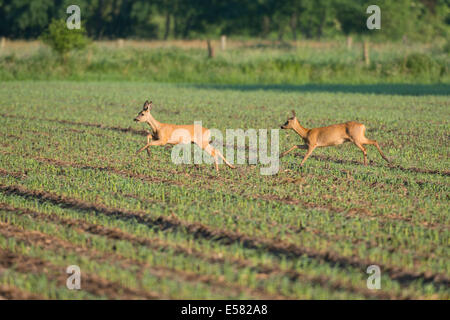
left=309, top=121, right=364, bottom=147
left=159, top=123, right=210, bottom=145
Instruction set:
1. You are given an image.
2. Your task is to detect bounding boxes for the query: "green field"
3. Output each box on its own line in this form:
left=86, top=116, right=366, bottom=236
left=0, top=81, right=449, bottom=299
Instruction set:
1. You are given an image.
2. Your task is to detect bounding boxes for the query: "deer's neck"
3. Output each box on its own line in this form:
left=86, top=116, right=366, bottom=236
left=292, top=121, right=309, bottom=138
left=146, top=113, right=161, bottom=132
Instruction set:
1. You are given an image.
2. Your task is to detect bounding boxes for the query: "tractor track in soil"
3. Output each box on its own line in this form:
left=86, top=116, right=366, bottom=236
left=0, top=183, right=448, bottom=291
left=1, top=150, right=447, bottom=232
left=0, top=284, right=45, bottom=300
left=0, top=244, right=161, bottom=299
left=0, top=221, right=287, bottom=299
left=0, top=202, right=419, bottom=300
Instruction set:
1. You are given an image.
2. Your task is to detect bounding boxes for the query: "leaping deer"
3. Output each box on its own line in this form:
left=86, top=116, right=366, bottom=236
left=133, top=100, right=235, bottom=172
left=280, top=110, right=390, bottom=166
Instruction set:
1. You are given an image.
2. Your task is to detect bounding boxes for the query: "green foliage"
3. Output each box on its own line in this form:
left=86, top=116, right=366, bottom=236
left=0, top=0, right=55, bottom=38
left=40, top=19, right=89, bottom=58
left=404, top=53, right=441, bottom=75
left=1, top=0, right=448, bottom=41
left=1, top=41, right=448, bottom=83
left=444, top=41, right=450, bottom=54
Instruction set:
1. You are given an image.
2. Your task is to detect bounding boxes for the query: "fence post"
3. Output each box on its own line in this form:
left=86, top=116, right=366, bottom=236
left=220, top=35, right=226, bottom=51
left=207, top=40, right=215, bottom=58
left=363, top=41, right=370, bottom=66
left=346, top=36, right=352, bottom=50
left=87, top=48, right=93, bottom=65
left=117, top=39, right=124, bottom=48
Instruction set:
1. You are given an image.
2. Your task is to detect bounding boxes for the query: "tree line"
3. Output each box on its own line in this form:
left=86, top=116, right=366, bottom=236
left=0, top=0, right=448, bottom=41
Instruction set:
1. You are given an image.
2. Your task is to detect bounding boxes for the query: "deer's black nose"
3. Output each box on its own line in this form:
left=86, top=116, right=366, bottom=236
left=134, top=118, right=138, bottom=122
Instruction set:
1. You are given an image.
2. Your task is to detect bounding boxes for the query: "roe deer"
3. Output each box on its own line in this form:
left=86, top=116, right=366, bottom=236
left=133, top=100, right=235, bottom=172
left=280, top=110, right=390, bottom=166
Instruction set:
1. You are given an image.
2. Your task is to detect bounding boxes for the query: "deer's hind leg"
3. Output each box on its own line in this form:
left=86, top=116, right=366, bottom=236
left=363, top=139, right=390, bottom=163
left=353, top=142, right=368, bottom=165
left=201, top=143, right=220, bottom=172
left=201, top=143, right=235, bottom=172
left=215, top=149, right=235, bottom=169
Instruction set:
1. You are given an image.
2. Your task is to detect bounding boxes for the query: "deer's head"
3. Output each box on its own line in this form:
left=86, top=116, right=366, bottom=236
left=281, top=110, right=298, bottom=129
left=134, top=100, right=153, bottom=122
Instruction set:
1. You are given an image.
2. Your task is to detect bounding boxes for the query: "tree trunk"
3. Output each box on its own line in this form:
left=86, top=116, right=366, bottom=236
left=300, top=24, right=311, bottom=39
left=290, top=12, right=297, bottom=41
left=262, top=16, right=270, bottom=39
left=173, top=16, right=178, bottom=38
left=164, top=12, right=171, bottom=40
left=182, top=16, right=193, bottom=38
left=317, top=20, right=324, bottom=39
left=278, top=24, right=284, bottom=41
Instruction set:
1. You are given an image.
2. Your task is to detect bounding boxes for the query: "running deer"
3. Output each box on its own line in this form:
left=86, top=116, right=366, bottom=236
left=133, top=100, right=235, bottom=172
left=280, top=110, right=390, bottom=166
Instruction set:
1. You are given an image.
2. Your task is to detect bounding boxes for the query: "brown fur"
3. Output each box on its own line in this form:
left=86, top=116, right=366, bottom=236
left=134, top=100, right=235, bottom=172
left=280, top=110, right=390, bottom=166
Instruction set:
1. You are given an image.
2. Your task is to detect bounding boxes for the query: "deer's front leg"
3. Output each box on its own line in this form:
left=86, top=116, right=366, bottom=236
left=146, top=134, right=153, bottom=157
left=300, top=145, right=316, bottom=167
left=136, top=134, right=153, bottom=155
left=281, top=145, right=298, bottom=158
left=136, top=143, right=150, bottom=155
left=281, top=144, right=307, bottom=158
left=136, top=138, right=164, bottom=155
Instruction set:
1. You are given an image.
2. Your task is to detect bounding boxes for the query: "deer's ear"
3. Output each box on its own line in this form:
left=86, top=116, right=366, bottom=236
left=143, top=100, right=150, bottom=110
left=291, top=110, right=296, bottom=118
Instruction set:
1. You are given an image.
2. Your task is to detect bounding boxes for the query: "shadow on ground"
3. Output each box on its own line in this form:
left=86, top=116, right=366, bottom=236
left=188, top=83, right=450, bottom=96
